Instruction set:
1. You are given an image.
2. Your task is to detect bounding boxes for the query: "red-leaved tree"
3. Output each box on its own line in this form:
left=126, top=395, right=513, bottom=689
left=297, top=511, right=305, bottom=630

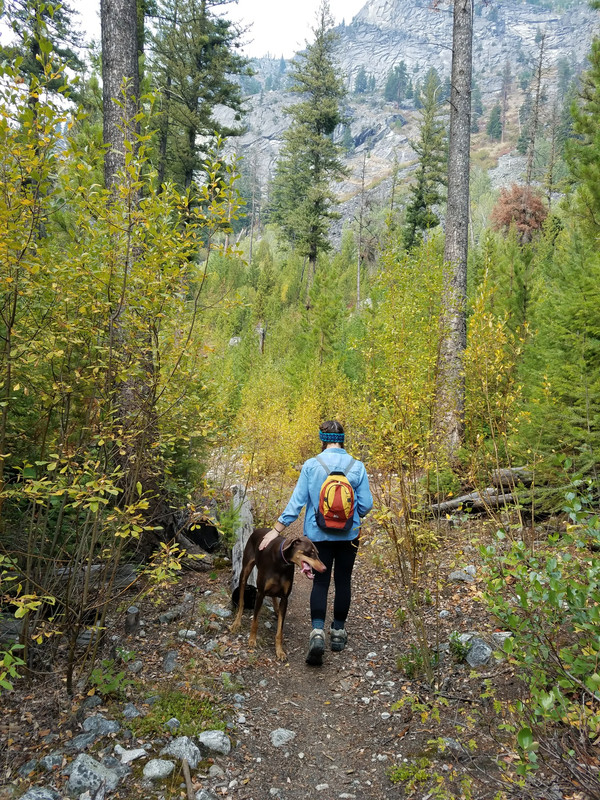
left=490, top=184, right=548, bottom=243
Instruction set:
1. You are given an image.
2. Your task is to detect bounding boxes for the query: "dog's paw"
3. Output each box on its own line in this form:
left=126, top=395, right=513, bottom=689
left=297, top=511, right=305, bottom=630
left=248, top=634, right=257, bottom=649
left=275, top=647, right=288, bottom=662
left=229, top=620, right=241, bottom=633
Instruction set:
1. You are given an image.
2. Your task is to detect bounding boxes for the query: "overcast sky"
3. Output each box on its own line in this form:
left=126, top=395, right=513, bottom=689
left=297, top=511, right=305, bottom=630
left=74, top=0, right=366, bottom=59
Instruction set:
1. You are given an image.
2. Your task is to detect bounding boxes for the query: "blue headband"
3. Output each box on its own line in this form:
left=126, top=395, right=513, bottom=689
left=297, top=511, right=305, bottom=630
left=319, top=431, right=345, bottom=443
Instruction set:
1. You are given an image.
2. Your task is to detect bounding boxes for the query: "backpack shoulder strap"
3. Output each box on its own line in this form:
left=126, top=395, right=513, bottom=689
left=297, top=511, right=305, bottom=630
left=314, top=455, right=330, bottom=476
left=343, top=457, right=356, bottom=477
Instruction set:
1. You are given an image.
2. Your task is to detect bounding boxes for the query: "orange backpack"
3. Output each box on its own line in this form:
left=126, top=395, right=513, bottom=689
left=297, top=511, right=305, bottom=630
left=314, top=455, right=356, bottom=533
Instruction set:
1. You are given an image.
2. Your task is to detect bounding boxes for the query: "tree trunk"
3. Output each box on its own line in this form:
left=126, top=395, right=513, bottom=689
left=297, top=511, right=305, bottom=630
left=356, top=151, right=367, bottom=310
left=437, top=0, right=473, bottom=459
left=102, top=0, right=172, bottom=555
left=101, top=0, right=140, bottom=189
left=525, top=32, right=546, bottom=187
left=156, top=73, right=172, bottom=189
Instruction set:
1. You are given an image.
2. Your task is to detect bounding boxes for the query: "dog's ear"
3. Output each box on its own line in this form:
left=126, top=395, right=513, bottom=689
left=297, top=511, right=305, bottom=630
left=282, top=532, right=302, bottom=554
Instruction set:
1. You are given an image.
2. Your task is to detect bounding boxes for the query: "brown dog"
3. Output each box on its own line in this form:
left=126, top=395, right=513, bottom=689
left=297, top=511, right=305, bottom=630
left=230, top=528, right=326, bottom=661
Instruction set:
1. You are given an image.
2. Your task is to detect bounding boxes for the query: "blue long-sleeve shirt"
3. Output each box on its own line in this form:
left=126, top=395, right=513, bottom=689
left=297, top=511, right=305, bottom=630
left=278, top=447, right=373, bottom=542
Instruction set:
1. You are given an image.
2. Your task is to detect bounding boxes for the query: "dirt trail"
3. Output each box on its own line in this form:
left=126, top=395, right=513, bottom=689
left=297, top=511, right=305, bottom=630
left=226, top=548, right=403, bottom=800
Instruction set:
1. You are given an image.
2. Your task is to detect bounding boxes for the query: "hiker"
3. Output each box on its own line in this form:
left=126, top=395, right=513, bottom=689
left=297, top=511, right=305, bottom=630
left=268, top=420, right=373, bottom=665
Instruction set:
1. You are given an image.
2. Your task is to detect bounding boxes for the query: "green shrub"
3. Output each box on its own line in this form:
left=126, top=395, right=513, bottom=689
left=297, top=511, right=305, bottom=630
left=130, top=688, right=227, bottom=738
left=89, top=658, right=132, bottom=698
left=482, top=488, right=600, bottom=783
left=449, top=632, right=470, bottom=663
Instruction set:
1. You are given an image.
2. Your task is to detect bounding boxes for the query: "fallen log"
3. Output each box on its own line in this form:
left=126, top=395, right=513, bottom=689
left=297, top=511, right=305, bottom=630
left=491, top=467, right=533, bottom=489
left=431, top=488, right=516, bottom=516
left=174, top=532, right=214, bottom=570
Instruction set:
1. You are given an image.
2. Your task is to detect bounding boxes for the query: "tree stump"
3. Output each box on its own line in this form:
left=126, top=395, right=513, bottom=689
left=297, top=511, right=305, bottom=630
left=230, top=485, right=257, bottom=609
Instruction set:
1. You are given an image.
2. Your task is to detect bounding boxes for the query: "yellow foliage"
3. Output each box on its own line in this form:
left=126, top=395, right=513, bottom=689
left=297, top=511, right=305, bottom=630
left=464, top=269, right=525, bottom=482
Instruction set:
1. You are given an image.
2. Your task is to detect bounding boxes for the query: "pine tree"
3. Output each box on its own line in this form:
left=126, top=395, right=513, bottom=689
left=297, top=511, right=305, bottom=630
left=354, top=65, right=368, bottom=94
left=149, top=0, right=248, bottom=191
left=517, top=90, right=533, bottom=154
left=438, top=0, right=473, bottom=457
left=0, top=0, right=84, bottom=100
left=102, top=0, right=140, bottom=188
left=403, top=68, right=447, bottom=250
left=384, top=61, right=409, bottom=105
left=500, top=60, right=511, bottom=142
left=471, top=79, right=483, bottom=133
left=525, top=30, right=547, bottom=185
left=486, top=104, right=502, bottom=140
left=270, top=1, right=347, bottom=280
left=566, top=37, right=600, bottom=234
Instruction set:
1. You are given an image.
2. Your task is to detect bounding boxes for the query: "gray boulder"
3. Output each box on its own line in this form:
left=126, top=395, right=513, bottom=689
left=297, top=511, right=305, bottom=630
left=17, top=759, right=38, bottom=777
left=198, top=729, right=231, bottom=755
left=20, top=789, right=61, bottom=800
left=122, top=703, right=141, bottom=719
left=269, top=728, right=296, bottom=748
left=158, top=605, right=184, bottom=624
left=162, top=650, right=178, bottom=673
left=64, top=733, right=96, bottom=753
left=448, top=569, right=475, bottom=583
left=491, top=631, right=513, bottom=650
left=466, top=638, right=493, bottom=667
left=114, top=744, right=147, bottom=764
left=82, top=714, right=120, bottom=737
left=39, top=753, right=64, bottom=771
left=65, top=753, right=120, bottom=797
left=143, top=759, right=175, bottom=779
left=160, top=736, right=201, bottom=768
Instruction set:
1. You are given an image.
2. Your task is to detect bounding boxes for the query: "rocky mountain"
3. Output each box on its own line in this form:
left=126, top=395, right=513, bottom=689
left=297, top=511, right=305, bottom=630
left=224, top=0, right=599, bottom=238
left=341, top=0, right=597, bottom=93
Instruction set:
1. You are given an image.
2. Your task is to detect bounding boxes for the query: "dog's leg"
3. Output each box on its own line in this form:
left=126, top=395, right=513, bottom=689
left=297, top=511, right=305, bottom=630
left=230, top=557, right=255, bottom=633
left=272, top=597, right=280, bottom=617
left=275, top=595, right=289, bottom=662
left=248, top=588, right=265, bottom=649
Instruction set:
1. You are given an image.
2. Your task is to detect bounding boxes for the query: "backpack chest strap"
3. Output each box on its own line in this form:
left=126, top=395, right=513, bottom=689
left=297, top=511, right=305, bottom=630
left=315, top=454, right=355, bottom=478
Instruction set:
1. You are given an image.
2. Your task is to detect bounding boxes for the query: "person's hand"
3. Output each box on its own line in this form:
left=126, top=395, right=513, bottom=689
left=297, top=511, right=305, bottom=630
left=258, top=529, right=280, bottom=550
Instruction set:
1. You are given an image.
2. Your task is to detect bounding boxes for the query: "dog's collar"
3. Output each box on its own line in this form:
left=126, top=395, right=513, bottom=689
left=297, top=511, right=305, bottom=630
left=280, top=539, right=291, bottom=565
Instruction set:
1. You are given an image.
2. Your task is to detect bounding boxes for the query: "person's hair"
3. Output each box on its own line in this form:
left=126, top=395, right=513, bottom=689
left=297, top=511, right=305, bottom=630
left=319, top=420, right=344, bottom=451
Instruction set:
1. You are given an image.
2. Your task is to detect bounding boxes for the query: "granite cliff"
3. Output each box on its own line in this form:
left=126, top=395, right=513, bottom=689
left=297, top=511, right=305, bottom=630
left=223, top=0, right=599, bottom=236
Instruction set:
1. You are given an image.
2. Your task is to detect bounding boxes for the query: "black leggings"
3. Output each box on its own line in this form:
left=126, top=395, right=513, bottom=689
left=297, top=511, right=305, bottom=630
left=310, top=538, right=359, bottom=626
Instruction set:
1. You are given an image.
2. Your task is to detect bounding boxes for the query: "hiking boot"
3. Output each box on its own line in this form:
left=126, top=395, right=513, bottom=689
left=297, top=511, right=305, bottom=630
left=306, top=628, right=325, bottom=666
left=330, top=626, right=348, bottom=652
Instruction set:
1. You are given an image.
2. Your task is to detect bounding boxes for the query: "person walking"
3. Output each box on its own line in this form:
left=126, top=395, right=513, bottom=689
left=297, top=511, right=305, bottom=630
left=267, top=420, right=373, bottom=666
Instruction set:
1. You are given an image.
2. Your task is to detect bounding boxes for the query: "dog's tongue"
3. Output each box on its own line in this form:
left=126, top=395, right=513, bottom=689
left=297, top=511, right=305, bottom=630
left=301, top=561, right=315, bottom=580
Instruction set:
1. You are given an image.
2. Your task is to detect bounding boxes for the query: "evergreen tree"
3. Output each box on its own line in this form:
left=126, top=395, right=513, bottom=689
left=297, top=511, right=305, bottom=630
left=270, top=2, right=347, bottom=279
left=102, top=0, right=139, bottom=188
left=486, top=104, right=502, bottom=140
left=354, top=65, right=368, bottom=94
left=403, top=68, right=447, bottom=250
left=439, top=0, right=473, bottom=456
left=0, top=0, right=84, bottom=97
left=525, top=30, right=547, bottom=185
left=500, top=60, right=511, bottom=141
left=566, top=37, right=600, bottom=234
left=341, top=124, right=355, bottom=153
left=557, top=56, right=573, bottom=99
left=524, top=229, right=600, bottom=476
left=149, top=0, right=248, bottom=191
left=517, top=90, right=533, bottom=154
left=384, top=61, right=409, bottom=105
left=471, top=79, right=484, bottom=115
